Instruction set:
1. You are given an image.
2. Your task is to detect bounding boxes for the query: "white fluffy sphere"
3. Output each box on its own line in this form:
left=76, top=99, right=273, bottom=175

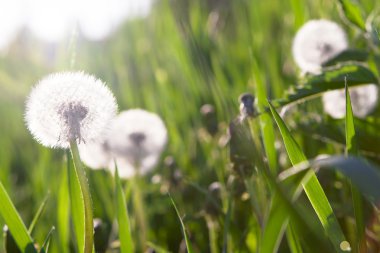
left=107, top=109, right=168, bottom=178
left=25, top=72, right=118, bottom=148
left=292, top=19, right=348, bottom=74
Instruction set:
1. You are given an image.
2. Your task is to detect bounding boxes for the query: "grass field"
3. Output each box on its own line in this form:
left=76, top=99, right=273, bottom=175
left=0, top=0, right=380, bottom=252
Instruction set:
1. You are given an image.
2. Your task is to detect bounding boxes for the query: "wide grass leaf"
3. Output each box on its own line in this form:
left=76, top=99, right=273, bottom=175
left=271, top=63, right=378, bottom=109
left=323, top=49, right=369, bottom=67
left=268, top=102, right=347, bottom=252
left=114, top=167, right=133, bottom=253
left=0, top=181, right=37, bottom=253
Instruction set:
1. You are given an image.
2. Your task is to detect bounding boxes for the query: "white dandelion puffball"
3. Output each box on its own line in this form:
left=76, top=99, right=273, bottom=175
left=78, top=140, right=111, bottom=169
left=292, top=19, right=348, bottom=74
left=25, top=72, right=118, bottom=148
left=322, top=84, right=378, bottom=119
left=107, top=109, right=168, bottom=178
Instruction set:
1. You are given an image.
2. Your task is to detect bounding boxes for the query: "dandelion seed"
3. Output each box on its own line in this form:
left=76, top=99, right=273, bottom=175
left=292, top=19, right=348, bottom=74
left=322, top=84, right=378, bottom=119
left=107, top=109, right=168, bottom=178
left=25, top=71, right=118, bottom=148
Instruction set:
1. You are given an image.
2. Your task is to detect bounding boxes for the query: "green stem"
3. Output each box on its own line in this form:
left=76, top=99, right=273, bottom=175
left=69, top=141, right=94, bottom=253
left=131, top=175, right=147, bottom=250
left=206, top=216, right=218, bottom=253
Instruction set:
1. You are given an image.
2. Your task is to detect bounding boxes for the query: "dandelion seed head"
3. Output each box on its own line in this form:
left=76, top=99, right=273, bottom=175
left=25, top=71, right=118, bottom=148
left=322, top=84, right=378, bottom=119
left=107, top=109, right=168, bottom=178
left=292, top=19, right=348, bottom=74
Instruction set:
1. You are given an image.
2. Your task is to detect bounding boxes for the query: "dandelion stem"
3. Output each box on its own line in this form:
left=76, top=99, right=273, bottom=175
left=206, top=215, right=218, bottom=253
left=69, top=141, right=94, bottom=253
left=131, top=174, right=148, bottom=250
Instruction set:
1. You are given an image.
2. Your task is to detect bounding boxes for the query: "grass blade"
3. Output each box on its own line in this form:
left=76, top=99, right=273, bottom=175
left=280, top=155, right=380, bottom=204
left=39, top=226, right=55, bottom=253
left=0, top=181, right=37, bottom=253
left=345, top=80, right=357, bottom=155
left=114, top=166, right=134, bottom=253
left=286, top=223, right=303, bottom=253
left=169, top=194, right=194, bottom=253
left=268, top=102, right=348, bottom=252
left=252, top=57, right=278, bottom=173
left=28, top=193, right=50, bottom=235
left=345, top=83, right=365, bottom=252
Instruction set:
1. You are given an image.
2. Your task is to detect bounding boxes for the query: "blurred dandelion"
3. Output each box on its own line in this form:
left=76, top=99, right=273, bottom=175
left=322, top=84, right=378, bottom=119
left=25, top=71, right=117, bottom=148
left=107, top=109, right=168, bottom=178
left=292, top=19, right=348, bottom=74
left=78, top=140, right=111, bottom=169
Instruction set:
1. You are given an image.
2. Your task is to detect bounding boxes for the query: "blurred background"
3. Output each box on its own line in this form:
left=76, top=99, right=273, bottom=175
left=0, top=0, right=379, bottom=252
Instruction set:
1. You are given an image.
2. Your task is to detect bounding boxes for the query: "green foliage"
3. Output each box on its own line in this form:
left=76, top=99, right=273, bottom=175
left=0, top=0, right=380, bottom=252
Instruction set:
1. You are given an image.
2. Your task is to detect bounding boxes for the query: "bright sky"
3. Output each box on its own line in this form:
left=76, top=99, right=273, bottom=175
left=0, top=0, right=153, bottom=49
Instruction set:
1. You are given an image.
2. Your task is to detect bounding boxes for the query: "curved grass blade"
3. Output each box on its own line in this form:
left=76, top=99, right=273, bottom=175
left=345, top=81, right=365, bottom=252
left=28, top=193, right=50, bottom=234
left=271, top=63, right=378, bottom=108
left=323, top=49, right=369, bottom=67
left=39, top=226, right=55, bottom=253
left=279, top=155, right=380, bottom=205
left=114, top=166, right=133, bottom=253
left=0, top=181, right=37, bottom=253
left=169, top=195, right=194, bottom=253
left=268, top=102, right=348, bottom=252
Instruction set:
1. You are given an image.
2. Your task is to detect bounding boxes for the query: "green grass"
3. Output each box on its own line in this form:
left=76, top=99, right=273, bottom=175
left=0, top=0, right=380, bottom=252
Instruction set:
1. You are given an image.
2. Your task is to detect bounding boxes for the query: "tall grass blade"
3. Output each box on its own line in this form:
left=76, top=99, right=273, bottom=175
left=268, top=102, right=348, bottom=252
left=252, top=57, right=278, bottom=173
left=169, top=195, right=194, bottom=253
left=28, top=193, right=49, bottom=234
left=345, top=83, right=365, bottom=252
